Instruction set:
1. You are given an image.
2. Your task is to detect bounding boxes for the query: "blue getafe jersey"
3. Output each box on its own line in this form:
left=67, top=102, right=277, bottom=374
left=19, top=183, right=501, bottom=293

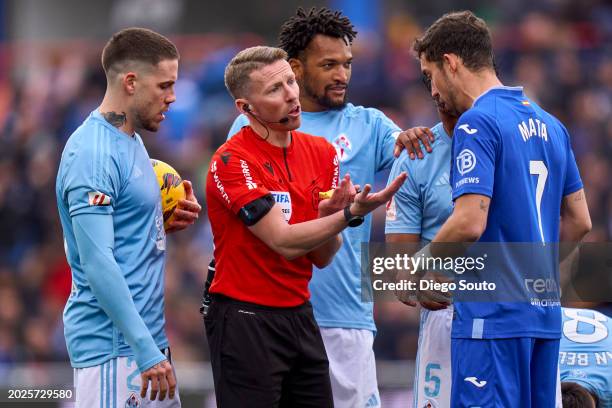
left=385, top=122, right=452, bottom=242
left=450, top=86, right=583, bottom=339
left=56, top=110, right=168, bottom=367
left=228, top=103, right=399, bottom=331
left=560, top=308, right=612, bottom=407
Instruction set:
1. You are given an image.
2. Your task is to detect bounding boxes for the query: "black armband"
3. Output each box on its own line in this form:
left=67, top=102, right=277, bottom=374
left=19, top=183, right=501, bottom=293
left=238, top=194, right=275, bottom=226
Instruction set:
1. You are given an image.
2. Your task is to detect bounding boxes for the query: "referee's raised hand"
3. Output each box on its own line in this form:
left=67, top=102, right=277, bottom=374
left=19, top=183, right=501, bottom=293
left=349, top=171, right=407, bottom=216
left=140, top=359, right=177, bottom=401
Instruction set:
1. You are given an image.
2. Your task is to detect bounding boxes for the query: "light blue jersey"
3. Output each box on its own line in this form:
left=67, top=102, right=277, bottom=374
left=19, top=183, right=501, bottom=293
left=385, top=122, right=452, bottom=242
left=560, top=308, right=612, bottom=407
left=56, top=110, right=168, bottom=368
left=228, top=103, right=399, bottom=331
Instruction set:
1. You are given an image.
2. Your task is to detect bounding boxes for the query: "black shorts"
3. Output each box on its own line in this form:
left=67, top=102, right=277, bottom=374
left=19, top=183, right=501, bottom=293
left=204, top=295, right=333, bottom=408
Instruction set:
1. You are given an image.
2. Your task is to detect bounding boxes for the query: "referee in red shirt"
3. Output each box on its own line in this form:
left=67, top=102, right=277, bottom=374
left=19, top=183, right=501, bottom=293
left=205, top=46, right=406, bottom=407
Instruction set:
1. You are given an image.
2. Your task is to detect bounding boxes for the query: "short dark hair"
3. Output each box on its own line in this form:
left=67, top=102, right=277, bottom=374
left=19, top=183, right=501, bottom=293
left=278, top=7, right=357, bottom=60
left=224, top=46, right=288, bottom=99
left=413, top=10, right=494, bottom=71
left=562, top=382, right=598, bottom=408
left=101, top=28, right=179, bottom=76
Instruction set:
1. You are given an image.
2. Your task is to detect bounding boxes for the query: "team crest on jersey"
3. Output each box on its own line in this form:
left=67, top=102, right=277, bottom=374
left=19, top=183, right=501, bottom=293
left=270, top=191, right=292, bottom=222
left=125, top=392, right=141, bottom=407
left=88, top=191, right=111, bottom=206
left=332, top=133, right=352, bottom=162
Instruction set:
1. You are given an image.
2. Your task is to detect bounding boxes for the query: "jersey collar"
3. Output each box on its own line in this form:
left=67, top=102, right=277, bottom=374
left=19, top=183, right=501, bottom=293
left=472, top=85, right=524, bottom=107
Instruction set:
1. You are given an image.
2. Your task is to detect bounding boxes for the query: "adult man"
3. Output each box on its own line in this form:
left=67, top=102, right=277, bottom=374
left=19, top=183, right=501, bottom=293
left=205, top=45, right=405, bottom=407
left=385, top=106, right=457, bottom=408
left=412, top=11, right=591, bottom=407
left=224, top=8, right=429, bottom=406
left=56, top=28, right=201, bottom=407
left=560, top=307, right=612, bottom=407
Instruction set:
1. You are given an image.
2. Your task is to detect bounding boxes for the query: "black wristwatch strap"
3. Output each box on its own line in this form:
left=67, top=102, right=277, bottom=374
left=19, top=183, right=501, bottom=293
left=343, top=205, right=364, bottom=227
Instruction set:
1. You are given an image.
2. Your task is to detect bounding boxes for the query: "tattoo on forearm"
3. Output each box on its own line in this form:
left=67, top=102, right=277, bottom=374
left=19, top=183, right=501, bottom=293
left=102, top=111, right=127, bottom=128
left=573, top=192, right=584, bottom=202
left=479, top=199, right=488, bottom=212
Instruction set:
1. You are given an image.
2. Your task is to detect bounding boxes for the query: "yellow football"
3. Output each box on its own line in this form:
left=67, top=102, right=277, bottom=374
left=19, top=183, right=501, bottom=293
left=151, top=159, right=186, bottom=229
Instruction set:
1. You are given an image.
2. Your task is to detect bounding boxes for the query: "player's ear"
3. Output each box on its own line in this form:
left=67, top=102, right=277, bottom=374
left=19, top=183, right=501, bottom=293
left=123, top=72, right=137, bottom=95
left=443, top=53, right=459, bottom=74
left=288, top=58, right=303, bottom=82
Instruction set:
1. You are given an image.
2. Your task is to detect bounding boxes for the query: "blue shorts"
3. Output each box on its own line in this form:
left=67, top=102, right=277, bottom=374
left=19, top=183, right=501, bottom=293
left=451, top=337, right=560, bottom=408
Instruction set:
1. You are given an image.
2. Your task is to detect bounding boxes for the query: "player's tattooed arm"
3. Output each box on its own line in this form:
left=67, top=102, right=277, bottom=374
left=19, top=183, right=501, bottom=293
left=102, top=111, right=127, bottom=128
left=573, top=191, right=585, bottom=201
left=479, top=198, right=489, bottom=212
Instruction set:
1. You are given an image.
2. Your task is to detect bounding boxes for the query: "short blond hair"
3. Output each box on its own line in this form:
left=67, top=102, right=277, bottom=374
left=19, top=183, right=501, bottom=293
left=224, top=46, right=288, bottom=99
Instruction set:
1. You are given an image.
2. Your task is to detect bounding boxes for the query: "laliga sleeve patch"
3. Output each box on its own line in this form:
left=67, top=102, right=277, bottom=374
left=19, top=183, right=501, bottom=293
left=238, top=194, right=275, bottom=226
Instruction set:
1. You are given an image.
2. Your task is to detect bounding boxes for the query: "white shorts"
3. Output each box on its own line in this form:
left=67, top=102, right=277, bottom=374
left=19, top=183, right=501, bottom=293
left=320, top=327, right=381, bottom=408
left=73, top=355, right=181, bottom=408
left=413, top=307, right=453, bottom=408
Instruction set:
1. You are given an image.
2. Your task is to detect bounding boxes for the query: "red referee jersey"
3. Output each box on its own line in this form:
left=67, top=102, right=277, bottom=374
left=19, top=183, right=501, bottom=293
left=206, top=126, right=339, bottom=307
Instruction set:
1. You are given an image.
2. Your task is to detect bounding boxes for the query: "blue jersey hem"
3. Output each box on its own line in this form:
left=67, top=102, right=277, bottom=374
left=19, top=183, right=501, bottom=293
left=69, top=339, right=170, bottom=369
left=451, top=330, right=561, bottom=339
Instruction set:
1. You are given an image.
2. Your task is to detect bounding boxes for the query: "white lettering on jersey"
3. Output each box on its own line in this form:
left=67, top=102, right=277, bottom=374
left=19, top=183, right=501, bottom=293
left=212, top=161, right=230, bottom=205
left=518, top=118, right=548, bottom=142
left=270, top=191, right=292, bottom=222
left=240, top=159, right=258, bottom=190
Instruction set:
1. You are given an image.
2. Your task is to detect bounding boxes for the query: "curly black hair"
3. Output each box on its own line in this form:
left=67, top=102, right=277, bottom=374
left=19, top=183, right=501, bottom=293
left=278, top=7, right=357, bottom=60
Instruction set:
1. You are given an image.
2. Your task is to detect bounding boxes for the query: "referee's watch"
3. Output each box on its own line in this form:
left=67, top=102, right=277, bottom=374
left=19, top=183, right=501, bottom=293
left=344, top=205, right=364, bottom=227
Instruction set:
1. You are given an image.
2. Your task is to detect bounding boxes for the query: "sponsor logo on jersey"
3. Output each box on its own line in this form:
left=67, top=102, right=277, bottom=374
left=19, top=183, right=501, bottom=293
left=386, top=196, right=397, bottom=221
left=240, top=159, right=258, bottom=190
left=271, top=191, right=292, bottom=222
left=333, top=133, right=352, bottom=162
left=455, top=177, right=480, bottom=189
left=435, top=172, right=450, bottom=187
left=365, top=392, right=380, bottom=407
left=263, top=161, right=274, bottom=176
left=220, top=151, right=232, bottom=165
left=210, top=160, right=217, bottom=172
left=88, top=191, right=111, bottom=206
left=464, top=376, right=487, bottom=388
left=458, top=124, right=478, bottom=134
left=456, top=149, right=477, bottom=176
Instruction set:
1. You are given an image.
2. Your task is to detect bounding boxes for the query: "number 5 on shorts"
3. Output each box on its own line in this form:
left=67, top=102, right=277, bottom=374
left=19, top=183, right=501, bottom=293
left=424, top=363, right=441, bottom=398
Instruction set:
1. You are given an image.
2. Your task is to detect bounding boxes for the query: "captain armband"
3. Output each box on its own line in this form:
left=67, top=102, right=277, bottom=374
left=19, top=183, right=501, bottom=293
left=238, top=194, right=275, bottom=226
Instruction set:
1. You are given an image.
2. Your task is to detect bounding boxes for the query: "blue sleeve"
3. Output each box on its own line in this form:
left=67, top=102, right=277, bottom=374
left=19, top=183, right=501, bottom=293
left=227, top=114, right=249, bottom=140
left=385, top=153, right=422, bottom=234
left=561, top=127, right=583, bottom=196
left=72, top=213, right=166, bottom=372
left=63, top=139, right=121, bottom=217
left=451, top=109, right=499, bottom=200
left=374, top=110, right=401, bottom=172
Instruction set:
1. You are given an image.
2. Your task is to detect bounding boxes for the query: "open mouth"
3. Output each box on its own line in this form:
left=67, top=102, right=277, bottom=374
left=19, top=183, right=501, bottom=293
left=288, top=105, right=301, bottom=116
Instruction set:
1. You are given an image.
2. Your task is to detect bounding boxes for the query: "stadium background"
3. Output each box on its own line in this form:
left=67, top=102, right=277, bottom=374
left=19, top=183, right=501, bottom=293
left=0, top=0, right=610, bottom=406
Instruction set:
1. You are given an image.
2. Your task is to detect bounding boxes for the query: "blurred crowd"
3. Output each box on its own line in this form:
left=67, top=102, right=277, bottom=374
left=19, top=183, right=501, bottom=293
left=0, top=3, right=610, bottom=370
